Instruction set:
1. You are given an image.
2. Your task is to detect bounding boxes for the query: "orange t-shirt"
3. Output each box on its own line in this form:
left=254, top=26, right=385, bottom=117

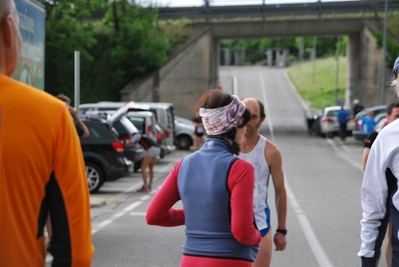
left=0, top=74, right=94, bottom=266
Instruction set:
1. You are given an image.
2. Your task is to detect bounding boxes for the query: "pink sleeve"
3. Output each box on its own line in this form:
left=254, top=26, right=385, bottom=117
left=146, top=160, right=185, bottom=227
left=228, top=159, right=262, bottom=246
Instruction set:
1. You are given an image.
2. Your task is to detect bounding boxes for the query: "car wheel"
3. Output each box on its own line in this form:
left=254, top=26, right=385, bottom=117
left=86, top=162, right=104, bottom=193
left=177, top=134, right=193, bottom=150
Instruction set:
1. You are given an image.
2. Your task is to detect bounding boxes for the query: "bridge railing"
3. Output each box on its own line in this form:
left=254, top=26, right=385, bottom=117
left=157, top=0, right=399, bottom=22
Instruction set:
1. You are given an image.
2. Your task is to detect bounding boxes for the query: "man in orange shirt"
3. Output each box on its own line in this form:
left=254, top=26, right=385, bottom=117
left=0, top=0, right=94, bottom=266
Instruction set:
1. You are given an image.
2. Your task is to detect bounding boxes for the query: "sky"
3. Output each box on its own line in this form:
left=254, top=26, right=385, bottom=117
left=146, top=0, right=360, bottom=7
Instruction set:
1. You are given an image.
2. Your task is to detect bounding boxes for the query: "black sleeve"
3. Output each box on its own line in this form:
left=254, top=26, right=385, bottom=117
left=46, top=173, right=72, bottom=266
left=74, top=121, right=84, bottom=137
left=363, top=131, right=379, bottom=148
left=361, top=257, right=377, bottom=267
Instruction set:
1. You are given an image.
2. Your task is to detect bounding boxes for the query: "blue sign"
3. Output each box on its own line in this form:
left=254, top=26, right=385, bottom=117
left=13, top=0, right=45, bottom=90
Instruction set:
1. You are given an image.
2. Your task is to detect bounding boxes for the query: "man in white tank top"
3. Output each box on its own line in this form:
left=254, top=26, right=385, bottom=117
left=239, top=98, right=287, bottom=267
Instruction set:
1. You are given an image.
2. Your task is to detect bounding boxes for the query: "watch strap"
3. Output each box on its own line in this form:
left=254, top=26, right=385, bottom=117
left=276, top=228, right=287, bottom=235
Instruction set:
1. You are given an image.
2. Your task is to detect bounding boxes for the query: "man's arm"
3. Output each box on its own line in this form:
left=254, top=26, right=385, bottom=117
left=359, top=143, right=389, bottom=266
left=361, top=148, right=371, bottom=171
left=52, top=107, right=94, bottom=266
left=265, top=140, right=287, bottom=251
left=69, top=106, right=90, bottom=137
left=362, top=131, right=378, bottom=170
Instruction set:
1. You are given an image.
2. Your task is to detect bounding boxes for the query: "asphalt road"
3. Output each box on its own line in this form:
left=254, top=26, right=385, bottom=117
left=47, top=66, right=379, bottom=267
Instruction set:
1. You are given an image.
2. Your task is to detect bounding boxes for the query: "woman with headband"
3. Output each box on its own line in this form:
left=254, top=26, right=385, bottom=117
left=147, top=89, right=261, bottom=266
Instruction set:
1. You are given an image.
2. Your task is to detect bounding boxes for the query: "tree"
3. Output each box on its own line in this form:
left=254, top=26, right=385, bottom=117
left=43, top=0, right=169, bottom=103
left=43, top=0, right=97, bottom=100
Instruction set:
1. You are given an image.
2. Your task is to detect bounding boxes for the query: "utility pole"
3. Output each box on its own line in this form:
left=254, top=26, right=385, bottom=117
left=205, top=0, right=209, bottom=23
left=74, top=51, right=80, bottom=110
left=299, top=37, right=304, bottom=63
left=381, top=0, right=388, bottom=104
left=262, top=0, right=266, bottom=21
left=312, top=37, right=316, bottom=83
left=335, top=36, right=341, bottom=104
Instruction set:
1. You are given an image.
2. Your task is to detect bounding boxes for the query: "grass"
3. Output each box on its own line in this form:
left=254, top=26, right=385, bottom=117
left=287, top=56, right=347, bottom=110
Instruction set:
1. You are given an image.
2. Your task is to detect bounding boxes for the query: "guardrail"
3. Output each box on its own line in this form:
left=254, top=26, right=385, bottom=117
left=157, top=0, right=399, bottom=21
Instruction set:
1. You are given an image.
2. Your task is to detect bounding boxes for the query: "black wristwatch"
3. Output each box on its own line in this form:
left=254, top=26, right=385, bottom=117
left=276, top=228, right=287, bottom=235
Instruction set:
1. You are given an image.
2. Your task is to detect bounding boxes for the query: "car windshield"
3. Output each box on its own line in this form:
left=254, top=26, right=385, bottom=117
left=128, top=117, right=145, bottom=134
left=326, top=109, right=351, bottom=118
left=326, top=110, right=340, bottom=117
left=113, top=117, right=139, bottom=137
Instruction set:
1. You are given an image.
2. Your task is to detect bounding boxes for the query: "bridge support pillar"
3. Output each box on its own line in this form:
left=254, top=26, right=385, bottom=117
left=265, top=49, right=273, bottom=66
left=347, top=33, right=361, bottom=107
left=209, top=36, right=220, bottom=88
left=234, top=49, right=246, bottom=66
left=223, top=48, right=231, bottom=66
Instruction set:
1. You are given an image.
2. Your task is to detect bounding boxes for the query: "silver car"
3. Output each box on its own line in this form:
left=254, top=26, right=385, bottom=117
left=319, top=106, right=355, bottom=138
left=175, top=116, right=195, bottom=150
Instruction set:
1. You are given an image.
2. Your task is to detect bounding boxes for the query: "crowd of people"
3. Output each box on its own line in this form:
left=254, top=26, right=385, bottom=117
left=147, top=90, right=287, bottom=266
left=3, top=0, right=399, bottom=264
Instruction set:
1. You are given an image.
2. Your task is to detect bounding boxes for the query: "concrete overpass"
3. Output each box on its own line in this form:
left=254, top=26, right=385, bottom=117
left=157, top=0, right=399, bottom=21
left=120, top=12, right=396, bottom=117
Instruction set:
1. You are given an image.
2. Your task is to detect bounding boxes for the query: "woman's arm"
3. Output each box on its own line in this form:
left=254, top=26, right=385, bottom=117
left=146, top=160, right=185, bottom=227
left=228, top=160, right=262, bottom=246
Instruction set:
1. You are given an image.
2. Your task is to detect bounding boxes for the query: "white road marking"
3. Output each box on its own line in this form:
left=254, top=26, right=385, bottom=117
left=90, top=158, right=179, bottom=235
left=233, top=75, right=238, bottom=96
left=285, top=180, right=334, bottom=267
left=257, top=71, right=333, bottom=267
left=129, top=212, right=147, bottom=216
left=326, top=138, right=363, bottom=171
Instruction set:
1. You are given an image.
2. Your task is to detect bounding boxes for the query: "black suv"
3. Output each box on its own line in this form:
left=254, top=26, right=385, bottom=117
left=79, top=117, right=134, bottom=193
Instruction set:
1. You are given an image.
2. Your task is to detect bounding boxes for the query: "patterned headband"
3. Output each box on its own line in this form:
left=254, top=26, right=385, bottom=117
left=199, top=95, right=246, bottom=136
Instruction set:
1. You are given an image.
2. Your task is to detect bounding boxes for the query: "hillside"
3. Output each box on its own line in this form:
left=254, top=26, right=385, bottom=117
left=287, top=56, right=348, bottom=110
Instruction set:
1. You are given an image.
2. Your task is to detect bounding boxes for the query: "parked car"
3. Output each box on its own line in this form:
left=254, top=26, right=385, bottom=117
left=353, top=105, right=386, bottom=140
left=79, top=116, right=134, bottom=193
left=318, top=106, right=355, bottom=138
left=375, top=115, right=387, bottom=133
left=87, top=109, right=166, bottom=159
left=175, top=116, right=195, bottom=150
left=138, top=102, right=177, bottom=154
left=122, top=111, right=167, bottom=171
left=79, top=101, right=150, bottom=115
left=112, top=116, right=146, bottom=163
left=79, top=101, right=176, bottom=154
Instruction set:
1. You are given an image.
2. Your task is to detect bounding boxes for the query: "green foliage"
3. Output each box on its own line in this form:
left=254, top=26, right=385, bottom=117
left=287, top=56, right=348, bottom=109
left=44, top=0, right=172, bottom=104
left=372, top=32, right=399, bottom=69
left=370, top=12, right=399, bottom=68
left=156, top=20, right=190, bottom=55
left=45, top=5, right=96, bottom=100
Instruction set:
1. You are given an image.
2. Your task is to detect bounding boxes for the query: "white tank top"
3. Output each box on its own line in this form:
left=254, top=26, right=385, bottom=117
left=239, top=135, right=271, bottom=230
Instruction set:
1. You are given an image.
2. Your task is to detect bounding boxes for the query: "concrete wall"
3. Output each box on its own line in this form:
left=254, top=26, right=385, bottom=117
left=353, top=27, right=396, bottom=108
left=120, top=17, right=394, bottom=118
left=120, top=26, right=219, bottom=118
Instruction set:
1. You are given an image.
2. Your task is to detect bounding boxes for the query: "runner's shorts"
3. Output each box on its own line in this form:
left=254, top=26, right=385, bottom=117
left=148, top=146, right=161, bottom=158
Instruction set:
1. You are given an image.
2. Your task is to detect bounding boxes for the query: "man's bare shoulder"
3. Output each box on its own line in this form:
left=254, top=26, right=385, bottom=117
left=265, top=139, right=281, bottom=157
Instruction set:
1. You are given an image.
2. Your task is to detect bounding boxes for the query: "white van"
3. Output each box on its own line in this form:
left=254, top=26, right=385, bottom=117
left=124, top=111, right=167, bottom=159
left=136, top=102, right=176, bottom=154
left=79, top=101, right=175, bottom=153
left=79, top=101, right=150, bottom=114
